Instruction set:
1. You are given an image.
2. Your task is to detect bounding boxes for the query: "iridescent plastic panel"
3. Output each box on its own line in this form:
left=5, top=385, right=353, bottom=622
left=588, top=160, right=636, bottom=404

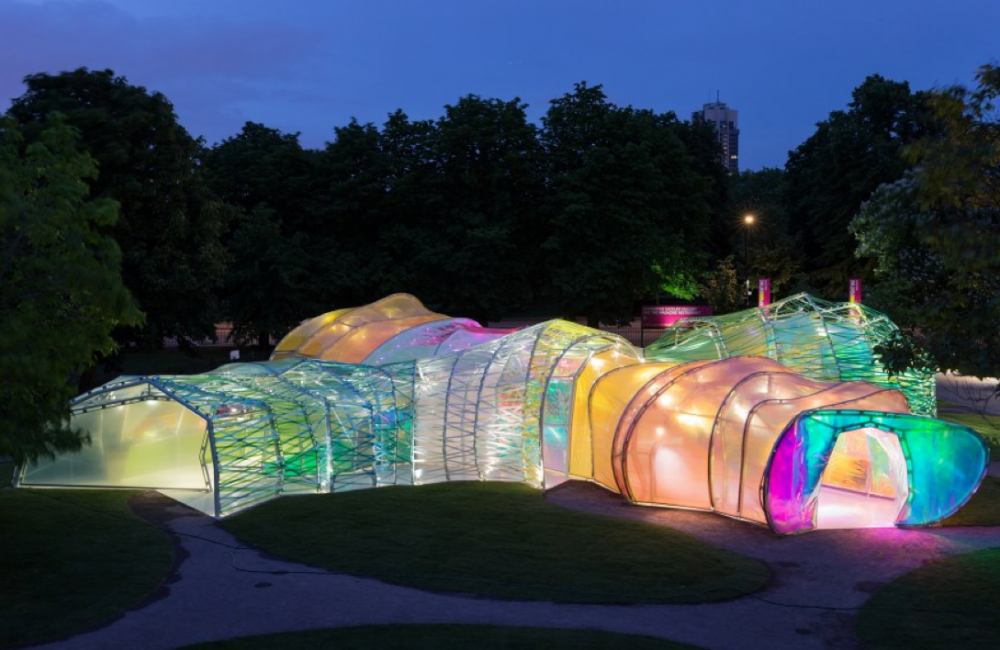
left=362, top=318, right=514, bottom=365
left=645, top=293, right=937, bottom=416
left=765, top=410, right=989, bottom=534
left=23, top=292, right=986, bottom=534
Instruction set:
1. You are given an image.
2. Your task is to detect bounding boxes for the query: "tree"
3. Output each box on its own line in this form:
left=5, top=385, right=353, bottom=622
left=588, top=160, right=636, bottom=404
left=321, top=114, right=422, bottom=305
left=700, top=255, right=741, bottom=314
left=784, top=75, right=935, bottom=297
left=204, top=122, right=324, bottom=345
left=674, top=116, right=733, bottom=260
left=421, top=95, right=544, bottom=322
left=851, top=65, right=1000, bottom=384
left=223, top=206, right=312, bottom=349
left=541, top=83, right=712, bottom=325
left=8, top=68, right=229, bottom=348
left=325, top=101, right=545, bottom=324
left=0, top=116, right=142, bottom=462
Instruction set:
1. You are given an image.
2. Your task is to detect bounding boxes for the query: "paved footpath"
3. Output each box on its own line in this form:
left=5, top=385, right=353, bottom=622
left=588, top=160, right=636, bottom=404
left=27, top=482, right=1000, bottom=650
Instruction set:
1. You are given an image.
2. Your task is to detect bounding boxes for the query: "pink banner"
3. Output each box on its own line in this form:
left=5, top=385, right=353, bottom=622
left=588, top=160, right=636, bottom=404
left=849, top=278, right=862, bottom=304
left=758, top=278, right=771, bottom=308
left=641, top=304, right=713, bottom=328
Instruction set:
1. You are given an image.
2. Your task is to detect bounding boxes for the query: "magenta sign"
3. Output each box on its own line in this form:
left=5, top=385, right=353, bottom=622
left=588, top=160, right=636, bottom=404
left=849, top=278, right=862, bottom=304
left=641, top=304, right=713, bottom=328
left=758, top=278, right=771, bottom=308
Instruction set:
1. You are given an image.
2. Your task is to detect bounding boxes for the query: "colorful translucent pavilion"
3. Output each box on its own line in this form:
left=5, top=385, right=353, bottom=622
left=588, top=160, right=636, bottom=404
left=19, top=294, right=988, bottom=534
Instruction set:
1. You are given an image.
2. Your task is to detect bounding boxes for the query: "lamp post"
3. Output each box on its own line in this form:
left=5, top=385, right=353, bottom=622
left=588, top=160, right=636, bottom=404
left=743, top=214, right=755, bottom=307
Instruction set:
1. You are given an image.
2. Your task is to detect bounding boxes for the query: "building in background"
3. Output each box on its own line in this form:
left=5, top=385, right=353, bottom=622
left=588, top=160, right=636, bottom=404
left=694, top=100, right=739, bottom=173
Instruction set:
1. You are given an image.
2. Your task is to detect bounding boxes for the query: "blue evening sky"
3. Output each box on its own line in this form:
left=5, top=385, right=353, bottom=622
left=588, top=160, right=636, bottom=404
left=1, top=0, right=997, bottom=170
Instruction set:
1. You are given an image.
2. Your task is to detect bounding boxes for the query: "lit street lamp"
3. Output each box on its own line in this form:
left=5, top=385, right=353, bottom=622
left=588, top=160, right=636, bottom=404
left=743, top=214, right=755, bottom=307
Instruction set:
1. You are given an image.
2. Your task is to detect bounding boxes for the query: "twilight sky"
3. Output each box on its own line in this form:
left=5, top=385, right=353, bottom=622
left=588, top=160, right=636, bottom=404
left=1, top=0, right=997, bottom=170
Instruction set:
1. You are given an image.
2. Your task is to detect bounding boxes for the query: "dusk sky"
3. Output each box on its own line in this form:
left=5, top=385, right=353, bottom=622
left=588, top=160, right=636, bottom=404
left=2, top=0, right=997, bottom=170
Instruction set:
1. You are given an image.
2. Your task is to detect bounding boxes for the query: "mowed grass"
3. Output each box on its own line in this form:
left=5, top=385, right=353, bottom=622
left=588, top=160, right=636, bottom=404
left=857, top=547, right=1000, bottom=650
left=222, top=481, right=769, bottom=604
left=0, top=475, right=174, bottom=649
left=175, top=625, right=705, bottom=650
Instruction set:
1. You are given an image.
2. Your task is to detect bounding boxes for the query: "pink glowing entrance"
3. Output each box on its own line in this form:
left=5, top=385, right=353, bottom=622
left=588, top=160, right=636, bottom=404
left=813, top=428, right=909, bottom=530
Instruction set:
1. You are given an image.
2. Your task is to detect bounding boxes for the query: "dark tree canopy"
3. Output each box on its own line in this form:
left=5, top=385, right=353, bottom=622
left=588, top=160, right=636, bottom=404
left=541, top=83, right=712, bottom=325
left=852, top=65, right=1000, bottom=384
left=204, top=122, right=323, bottom=346
left=8, top=68, right=229, bottom=347
left=0, top=116, right=141, bottom=462
left=318, top=101, right=546, bottom=324
left=784, top=75, right=936, bottom=297
left=415, top=95, right=544, bottom=322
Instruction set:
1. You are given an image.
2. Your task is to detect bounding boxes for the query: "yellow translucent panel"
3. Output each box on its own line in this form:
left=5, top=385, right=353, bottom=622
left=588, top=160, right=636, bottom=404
left=274, top=308, right=353, bottom=354
left=299, top=322, right=354, bottom=357
left=277, top=295, right=448, bottom=361
left=568, top=349, right=637, bottom=480
left=325, top=315, right=446, bottom=364
left=823, top=449, right=869, bottom=493
left=589, top=363, right=677, bottom=493
left=373, top=293, right=436, bottom=320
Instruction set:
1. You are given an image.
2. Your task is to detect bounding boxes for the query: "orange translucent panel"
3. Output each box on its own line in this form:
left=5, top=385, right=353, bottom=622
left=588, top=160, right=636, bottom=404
left=587, top=355, right=913, bottom=525
left=738, top=385, right=908, bottom=524
left=622, top=357, right=785, bottom=509
left=711, top=370, right=836, bottom=517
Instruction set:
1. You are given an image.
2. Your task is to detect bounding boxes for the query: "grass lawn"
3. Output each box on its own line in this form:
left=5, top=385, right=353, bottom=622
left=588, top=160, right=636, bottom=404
left=175, top=625, right=705, bottom=650
left=856, top=547, right=1000, bottom=650
left=222, top=481, right=769, bottom=604
left=0, top=474, right=174, bottom=649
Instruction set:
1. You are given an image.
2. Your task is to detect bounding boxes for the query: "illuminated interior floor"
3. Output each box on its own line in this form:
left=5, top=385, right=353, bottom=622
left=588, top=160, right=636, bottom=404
left=815, top=485, right=903, bottom=529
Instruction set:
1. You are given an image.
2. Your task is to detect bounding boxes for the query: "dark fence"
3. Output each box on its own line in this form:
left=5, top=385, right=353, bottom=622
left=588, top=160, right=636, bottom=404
left=596, top=324, right=670, bottom=348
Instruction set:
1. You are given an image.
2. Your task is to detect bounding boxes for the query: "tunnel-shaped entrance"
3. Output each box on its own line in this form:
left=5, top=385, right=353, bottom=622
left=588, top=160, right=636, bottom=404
left=814, top=427, right=909, bottom=529
left=766, top=409, right=989, bottom=534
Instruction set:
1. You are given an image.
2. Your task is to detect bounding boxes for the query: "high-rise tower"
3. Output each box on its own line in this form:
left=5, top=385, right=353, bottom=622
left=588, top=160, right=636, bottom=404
left=694, top=100, right=739, bottom=173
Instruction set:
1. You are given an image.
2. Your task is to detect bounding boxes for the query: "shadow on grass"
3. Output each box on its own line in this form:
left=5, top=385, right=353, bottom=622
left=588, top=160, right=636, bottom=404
left=857, top=547, right=1000, bottom=650
left=0, top=485, right=173, bottom=649
left=222, top=481, right=769, bottom=604
left=174, top=625, right=706, bottom=650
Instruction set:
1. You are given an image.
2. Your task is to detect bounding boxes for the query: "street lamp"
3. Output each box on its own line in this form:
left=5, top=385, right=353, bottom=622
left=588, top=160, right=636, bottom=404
left=743, top=214, right=755, bottom=307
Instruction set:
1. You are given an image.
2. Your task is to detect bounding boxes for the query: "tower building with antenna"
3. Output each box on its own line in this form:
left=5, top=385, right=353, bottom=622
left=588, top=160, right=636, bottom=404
left=694, top=96, right=739, bottom=173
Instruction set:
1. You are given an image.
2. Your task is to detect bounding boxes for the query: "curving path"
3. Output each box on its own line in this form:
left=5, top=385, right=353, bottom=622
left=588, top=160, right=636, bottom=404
left=25, top=479, right=1000, bottom=650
